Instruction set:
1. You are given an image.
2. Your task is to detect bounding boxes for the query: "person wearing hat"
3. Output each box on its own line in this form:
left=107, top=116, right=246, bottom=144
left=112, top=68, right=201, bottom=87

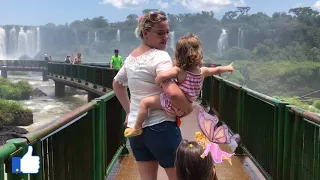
left=65, top=54, right=72, bottom=63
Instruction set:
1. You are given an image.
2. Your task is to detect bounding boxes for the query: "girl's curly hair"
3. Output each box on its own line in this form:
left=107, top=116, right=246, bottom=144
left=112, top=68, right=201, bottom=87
left=174, top=33, right=204, bottom=70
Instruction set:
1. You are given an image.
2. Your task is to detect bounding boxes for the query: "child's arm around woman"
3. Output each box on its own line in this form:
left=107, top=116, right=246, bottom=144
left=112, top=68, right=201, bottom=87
left=155, top=66, right=180, bottom=85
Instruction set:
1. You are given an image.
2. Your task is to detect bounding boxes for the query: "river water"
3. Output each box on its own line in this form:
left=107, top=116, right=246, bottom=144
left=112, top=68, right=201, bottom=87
left=7, top=73, right=88, bottom=131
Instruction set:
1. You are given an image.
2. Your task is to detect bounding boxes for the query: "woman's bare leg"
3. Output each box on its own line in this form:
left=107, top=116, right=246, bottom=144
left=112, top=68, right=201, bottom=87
left=136, top=161, right=159, bottom=180
left=124, top=95, right=162, bottom=137
left=165, top=168, right=177, bottom=180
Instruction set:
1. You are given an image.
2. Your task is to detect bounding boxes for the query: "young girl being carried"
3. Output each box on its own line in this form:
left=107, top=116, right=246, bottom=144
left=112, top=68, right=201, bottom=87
left=124, top=33, right=234, bottom=137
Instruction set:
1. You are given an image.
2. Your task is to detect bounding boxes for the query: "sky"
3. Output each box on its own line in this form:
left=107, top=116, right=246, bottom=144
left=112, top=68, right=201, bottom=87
left=1, top=0, right=320, bottom=26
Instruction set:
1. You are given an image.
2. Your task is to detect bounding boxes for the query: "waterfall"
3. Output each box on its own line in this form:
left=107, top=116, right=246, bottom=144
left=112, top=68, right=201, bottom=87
left=169, top=31, right=175, bottom=51
left=8, top=27, right=17, bottom=56
left=1, top=26, right=40, bottom=59
left=18, top=27, right=27, bottom=57
left=26, top=29, right=35, bottom=57
left=36, top=27, right=40, bottom=54
left=116, top=30, right=120, bottom=42
left=95, top=31, right=98, bottom=42
left=217, top=29, right=228, bottom=55
left=238, top=28, right=244, bottom=48
left=73, top=29, right=79, bottom=45
left=0, top=27, right=6, bottom=60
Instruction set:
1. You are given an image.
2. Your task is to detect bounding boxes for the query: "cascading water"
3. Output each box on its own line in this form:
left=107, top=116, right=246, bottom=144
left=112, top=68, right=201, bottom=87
left=73, top=29, right=79, bottom=45
left=116, top=30, right=120, bottom=42
left=8, top=27, right=17, bottom=56
left=18, top=27, right=27, bottom=57
left=169, top=31, right=175, bottom=51
left=0, top=26, right=40, bottom=60
left=36, top=27, right=40, bottom=54
left=26, top=29, right=35, bottom=56
left=217, top=29, right=228, bottom=55
left=238, top=28, right=244, bottom=48
left=0, top=27, right=6, bottom=60
left=95, top=31, right=98, bottom=42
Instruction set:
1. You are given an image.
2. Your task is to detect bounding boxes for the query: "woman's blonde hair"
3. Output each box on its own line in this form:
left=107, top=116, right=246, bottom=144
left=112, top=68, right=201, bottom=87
left=135, top=11, right=167, bottom=39
left=174, top=33, right=204, bottom=70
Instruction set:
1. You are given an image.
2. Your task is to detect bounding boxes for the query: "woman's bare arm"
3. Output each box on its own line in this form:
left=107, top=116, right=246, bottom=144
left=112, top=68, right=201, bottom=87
left=155, top=67, right=180, bottom=85
left=112, top=81, right=130, bottom=114
left=161, top=80, right=193, bottom=116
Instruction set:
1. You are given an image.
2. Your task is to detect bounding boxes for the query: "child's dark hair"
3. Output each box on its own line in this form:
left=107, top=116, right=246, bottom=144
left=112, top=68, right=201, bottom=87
left=174, top=33, right=204, bottom=70
left=175, top=140, right=217, bottom=180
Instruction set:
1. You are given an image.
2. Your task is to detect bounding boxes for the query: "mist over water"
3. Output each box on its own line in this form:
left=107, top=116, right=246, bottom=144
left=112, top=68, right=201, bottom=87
left=0, top=26, right=41, bottom=60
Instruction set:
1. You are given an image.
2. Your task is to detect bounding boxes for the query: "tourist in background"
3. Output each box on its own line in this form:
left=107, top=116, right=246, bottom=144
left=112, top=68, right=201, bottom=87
left=65, top=54, right=72, bottom=63
left=110, top=49, right=122, bottom=70
left=44, top=54, right=49, bottom=61
left=73, top=53, right=82, bottom=64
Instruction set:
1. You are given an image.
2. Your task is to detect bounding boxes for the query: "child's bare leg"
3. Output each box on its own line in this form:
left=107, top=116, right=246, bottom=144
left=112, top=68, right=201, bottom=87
left=124, top=95, right=162, bottom=137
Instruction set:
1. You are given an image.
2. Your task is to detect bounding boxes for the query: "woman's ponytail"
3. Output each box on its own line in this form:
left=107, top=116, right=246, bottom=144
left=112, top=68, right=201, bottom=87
left=135, top=16, right=144, bottom=38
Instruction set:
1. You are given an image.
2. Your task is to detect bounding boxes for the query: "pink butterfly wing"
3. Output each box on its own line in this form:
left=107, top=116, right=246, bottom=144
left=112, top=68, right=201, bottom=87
left=197, top=105, right=231, bottom=144
left=212, top=125, right=231, bottom=144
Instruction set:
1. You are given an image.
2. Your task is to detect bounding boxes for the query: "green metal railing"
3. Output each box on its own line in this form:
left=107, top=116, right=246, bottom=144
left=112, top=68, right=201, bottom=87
left=0, top=60, right=47, bottom=69
left=201, top=75, right=320, bottom=180
left=283, top=106, right=320, bottom=180
left=0, top=92, right=127, bottom=180
left=1, top=62, right=318, bottom=179
left=48, top=62, right=117, bottom=89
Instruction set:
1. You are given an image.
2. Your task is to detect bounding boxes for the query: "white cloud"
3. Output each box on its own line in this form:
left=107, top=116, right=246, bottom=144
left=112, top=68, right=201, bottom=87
left=157, top=0, right=169, bottom=8
left=100, top=0, right=244, bottom=11
left=313, top=1, right=320, bottom=9
left=100, top=0, right=149, bottom=8
left=179, top=0, right=245, bottom=11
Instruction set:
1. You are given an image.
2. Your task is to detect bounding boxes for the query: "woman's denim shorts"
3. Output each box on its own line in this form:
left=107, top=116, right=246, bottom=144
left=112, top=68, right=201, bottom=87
left=128, top=121, right=182, bottom=168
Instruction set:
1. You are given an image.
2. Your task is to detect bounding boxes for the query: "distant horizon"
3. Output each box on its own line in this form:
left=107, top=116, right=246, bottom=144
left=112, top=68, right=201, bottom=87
left=1, top=0, right=320, bottom=26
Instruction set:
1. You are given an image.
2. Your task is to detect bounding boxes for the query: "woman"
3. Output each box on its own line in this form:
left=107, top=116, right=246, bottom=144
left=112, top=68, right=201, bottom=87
left=73, top=53, right=82, bottom=64
left=113, top=11, right=193, bottom=180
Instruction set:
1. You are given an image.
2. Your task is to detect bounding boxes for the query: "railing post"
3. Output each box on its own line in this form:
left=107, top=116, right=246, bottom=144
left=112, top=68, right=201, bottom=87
left=5, top=138, right=29, bottom=180
left=276, top=102, right=288, bottom=180
left=282, top=105, right=294, bottom=179
left=30, top=140, right=42, bottom=180
left=92, top=100, right=106, bottom=180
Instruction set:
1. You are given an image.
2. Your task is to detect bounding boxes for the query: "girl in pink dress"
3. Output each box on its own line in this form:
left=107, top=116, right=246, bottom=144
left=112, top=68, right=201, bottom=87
left=124, top=33, right=234, bottom=137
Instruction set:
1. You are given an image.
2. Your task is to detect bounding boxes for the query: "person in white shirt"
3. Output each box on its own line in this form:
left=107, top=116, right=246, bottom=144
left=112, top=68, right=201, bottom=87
left=113, top=11, right=193, bottom=180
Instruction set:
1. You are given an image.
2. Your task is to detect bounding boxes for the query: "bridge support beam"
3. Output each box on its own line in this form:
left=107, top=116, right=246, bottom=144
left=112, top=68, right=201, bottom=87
left=87, top=92, right=99, bottom=102
left=42, top=69, right=48, bottom=81
left=55, top=81, right=65, bottom=97
left=1, top=69, right=7, bottom=78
